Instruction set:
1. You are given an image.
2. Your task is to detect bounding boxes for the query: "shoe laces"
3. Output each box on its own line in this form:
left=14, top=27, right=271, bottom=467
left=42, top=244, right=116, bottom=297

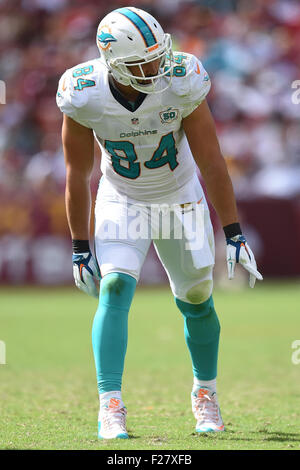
left=101, top=399, right=127, bottom=432
left=193, top=388, right=219, bottom=423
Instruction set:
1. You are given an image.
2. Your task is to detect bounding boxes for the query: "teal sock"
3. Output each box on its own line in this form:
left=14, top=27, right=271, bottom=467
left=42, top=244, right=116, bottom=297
left=92, top=272, right=136, bottom=394
left=175, top=295, right=220, bottom=380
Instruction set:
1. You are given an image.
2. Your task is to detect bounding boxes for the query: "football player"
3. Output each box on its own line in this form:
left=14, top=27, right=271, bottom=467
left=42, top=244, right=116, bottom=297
left=56, top=6, right=263, bottom=439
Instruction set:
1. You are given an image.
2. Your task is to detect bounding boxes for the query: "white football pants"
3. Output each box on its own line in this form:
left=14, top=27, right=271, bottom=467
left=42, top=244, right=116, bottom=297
left=94, top=178, right=215, bottom=304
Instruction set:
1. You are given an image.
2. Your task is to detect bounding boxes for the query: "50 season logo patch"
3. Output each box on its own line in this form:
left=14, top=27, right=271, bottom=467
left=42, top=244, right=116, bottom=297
left=159, top=107, right=179, bottom=124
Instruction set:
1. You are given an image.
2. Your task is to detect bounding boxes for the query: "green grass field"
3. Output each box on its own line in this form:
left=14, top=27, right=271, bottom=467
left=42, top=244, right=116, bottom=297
left=0, top=281, right=300, bottom=450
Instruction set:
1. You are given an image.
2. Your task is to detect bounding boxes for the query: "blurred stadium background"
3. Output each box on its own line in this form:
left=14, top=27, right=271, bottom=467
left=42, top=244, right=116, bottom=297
left=0, top=0, right=300, bottom=286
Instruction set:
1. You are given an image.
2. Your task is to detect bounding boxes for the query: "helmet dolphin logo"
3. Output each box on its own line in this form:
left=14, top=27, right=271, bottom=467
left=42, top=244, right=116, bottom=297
left=97, top=31, right=117, bottom=45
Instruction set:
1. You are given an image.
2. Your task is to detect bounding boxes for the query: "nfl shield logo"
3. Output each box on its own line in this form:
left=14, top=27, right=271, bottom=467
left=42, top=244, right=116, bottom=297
left=131, top=118, right=139, bottom=125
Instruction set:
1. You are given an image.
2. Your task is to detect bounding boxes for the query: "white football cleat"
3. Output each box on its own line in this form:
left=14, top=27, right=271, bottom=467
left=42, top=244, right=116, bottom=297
left=98, top=397, right=129, bottom=439
left=191, top=386, right=225, bottom=433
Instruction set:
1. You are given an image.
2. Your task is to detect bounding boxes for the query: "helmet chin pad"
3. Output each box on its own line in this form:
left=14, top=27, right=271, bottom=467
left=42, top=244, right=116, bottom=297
left=110, top=67, right=131, bottom=86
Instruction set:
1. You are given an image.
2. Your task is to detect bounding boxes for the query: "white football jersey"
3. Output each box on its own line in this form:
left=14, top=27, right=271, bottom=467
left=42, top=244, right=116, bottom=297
left=56, top=52, right=211, bottom=204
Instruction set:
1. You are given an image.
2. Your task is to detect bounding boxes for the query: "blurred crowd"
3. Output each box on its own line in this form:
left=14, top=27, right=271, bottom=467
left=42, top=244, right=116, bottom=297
left=0, top=0, right=300, bottom=282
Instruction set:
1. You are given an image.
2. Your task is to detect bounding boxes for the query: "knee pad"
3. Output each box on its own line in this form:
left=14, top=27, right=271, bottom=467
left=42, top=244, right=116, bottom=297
left=99, top=272, right=136, bottom=308
left=172, top=266, right=214, bottom=304
left=185, top=279, right=213, bottom=304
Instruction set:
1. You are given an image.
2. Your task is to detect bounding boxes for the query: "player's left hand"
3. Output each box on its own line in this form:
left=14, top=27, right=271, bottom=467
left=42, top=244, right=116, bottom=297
left=72, top=251, right=101, bottom=298
left=226, top=235, right=263, bottom=288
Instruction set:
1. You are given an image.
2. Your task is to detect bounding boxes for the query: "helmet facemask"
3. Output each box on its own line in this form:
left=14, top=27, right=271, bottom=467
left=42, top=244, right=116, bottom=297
left=108, top=34, right=175, bottom=94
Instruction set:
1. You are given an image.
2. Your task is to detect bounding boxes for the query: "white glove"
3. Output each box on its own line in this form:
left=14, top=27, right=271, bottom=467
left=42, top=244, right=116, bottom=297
left=72, top=251, right=101, bottom=298
left=226, top=235, right=263, bottom=288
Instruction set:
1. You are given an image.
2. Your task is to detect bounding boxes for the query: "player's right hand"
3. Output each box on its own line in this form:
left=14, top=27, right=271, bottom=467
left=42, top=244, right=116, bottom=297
left=72, top=251, right=101, bottom=298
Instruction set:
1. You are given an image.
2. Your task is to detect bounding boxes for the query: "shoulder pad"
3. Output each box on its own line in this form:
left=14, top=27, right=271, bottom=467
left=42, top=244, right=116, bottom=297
left=169, top=52, right=211, bottom=99
left=56, top=59, right=102, bottom=117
